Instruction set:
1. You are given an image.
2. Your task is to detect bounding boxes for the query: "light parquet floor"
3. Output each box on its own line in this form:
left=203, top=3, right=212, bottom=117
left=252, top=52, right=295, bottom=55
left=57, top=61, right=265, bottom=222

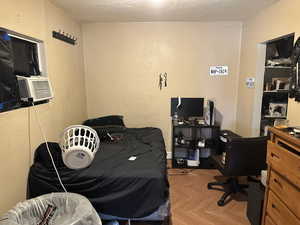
left=168, top=168, right=251, bottom=225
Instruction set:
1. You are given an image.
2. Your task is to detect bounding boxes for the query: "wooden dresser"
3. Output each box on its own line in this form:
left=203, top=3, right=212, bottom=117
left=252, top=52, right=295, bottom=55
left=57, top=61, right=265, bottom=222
left=262, top=127, right=300, bottom=225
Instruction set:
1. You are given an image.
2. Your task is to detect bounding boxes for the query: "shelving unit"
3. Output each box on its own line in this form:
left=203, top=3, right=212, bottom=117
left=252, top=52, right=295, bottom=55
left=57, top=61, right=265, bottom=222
left=264, top=66, right=292, bottom=69
left=263, top=90, right=289, bottom=93
left=260, top=34, right=294, bottom=135
left=171, top=123, right=220, bottom=169
left=262, top=116, right=287, bottom=119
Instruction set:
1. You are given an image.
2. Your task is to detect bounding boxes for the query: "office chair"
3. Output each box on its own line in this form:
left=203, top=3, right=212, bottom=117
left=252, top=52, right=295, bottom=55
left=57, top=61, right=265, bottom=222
left=207, top=130, right=268, bottom=206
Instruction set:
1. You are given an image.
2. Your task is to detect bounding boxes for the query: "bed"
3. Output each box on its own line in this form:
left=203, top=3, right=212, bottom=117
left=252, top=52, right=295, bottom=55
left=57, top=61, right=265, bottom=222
left=27, top=126, right=170, bottom=224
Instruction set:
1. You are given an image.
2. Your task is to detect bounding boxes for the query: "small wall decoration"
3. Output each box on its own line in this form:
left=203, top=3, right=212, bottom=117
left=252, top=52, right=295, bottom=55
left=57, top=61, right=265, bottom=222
left=158, top=72, right=167, bottom=90
left=246, top=77, right=255, bottom=88
left=209, top=66, right=229, bottom=76
left=52, top=30, right=77, bottom=45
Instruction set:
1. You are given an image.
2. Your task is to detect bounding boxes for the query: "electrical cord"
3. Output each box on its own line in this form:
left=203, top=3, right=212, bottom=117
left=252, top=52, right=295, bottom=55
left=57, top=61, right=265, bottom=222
left=168, top=168, right=198, bottom=176
left=31, top=102, right=68, bottom=193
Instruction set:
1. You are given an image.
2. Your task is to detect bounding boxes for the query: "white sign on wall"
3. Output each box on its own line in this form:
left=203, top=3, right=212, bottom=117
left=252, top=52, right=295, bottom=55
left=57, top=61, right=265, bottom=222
left=246, top=77, right=255, bottom=88
left=209, top=66, right=229, bottom=76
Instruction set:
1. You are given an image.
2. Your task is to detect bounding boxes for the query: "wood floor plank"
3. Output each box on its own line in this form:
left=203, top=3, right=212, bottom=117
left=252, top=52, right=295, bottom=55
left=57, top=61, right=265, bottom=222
left=168, top=168, right=251, bottom=225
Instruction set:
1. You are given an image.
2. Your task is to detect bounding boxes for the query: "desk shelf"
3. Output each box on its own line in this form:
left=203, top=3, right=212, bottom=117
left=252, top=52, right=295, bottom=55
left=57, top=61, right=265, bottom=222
left=172, top=123, right=220, bottom=169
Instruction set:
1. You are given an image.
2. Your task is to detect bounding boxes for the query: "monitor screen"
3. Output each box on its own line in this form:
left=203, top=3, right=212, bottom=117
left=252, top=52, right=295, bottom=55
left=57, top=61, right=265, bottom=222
left=171, top=97, right=204, bottom=119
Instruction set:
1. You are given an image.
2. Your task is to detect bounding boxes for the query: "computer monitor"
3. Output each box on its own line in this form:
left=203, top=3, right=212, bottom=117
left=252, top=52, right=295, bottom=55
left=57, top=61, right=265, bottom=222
left=171, top=97, right=204, bottom=119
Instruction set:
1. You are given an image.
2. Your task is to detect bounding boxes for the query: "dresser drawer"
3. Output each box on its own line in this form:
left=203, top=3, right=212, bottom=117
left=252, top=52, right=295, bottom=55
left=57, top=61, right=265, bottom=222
left=267, top=141, right=300, bottom=188
left=269, top=169, right=300, bottom=217
left=266, top=190, right=300, bottom=225
left=265, top=216, right=277, bottom=225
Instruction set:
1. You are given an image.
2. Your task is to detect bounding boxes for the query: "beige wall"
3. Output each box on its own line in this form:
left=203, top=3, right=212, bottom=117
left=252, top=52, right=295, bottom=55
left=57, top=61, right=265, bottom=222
left=82, top=22, right=242, bottom=153
left=0, top=0, right=87, bottom=214
left=236, top=0, right=300, bottom=136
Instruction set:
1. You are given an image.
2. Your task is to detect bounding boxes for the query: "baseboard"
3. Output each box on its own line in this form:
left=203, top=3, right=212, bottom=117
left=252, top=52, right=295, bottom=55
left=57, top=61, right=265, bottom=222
left=167, top=151, right=172, bottom=159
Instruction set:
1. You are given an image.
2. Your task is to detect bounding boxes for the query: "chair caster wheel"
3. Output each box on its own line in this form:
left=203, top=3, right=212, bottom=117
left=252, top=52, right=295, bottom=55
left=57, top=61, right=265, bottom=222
left=207, top=184, right=212, bottom=189
left=217, top=200, right=225, bottom=206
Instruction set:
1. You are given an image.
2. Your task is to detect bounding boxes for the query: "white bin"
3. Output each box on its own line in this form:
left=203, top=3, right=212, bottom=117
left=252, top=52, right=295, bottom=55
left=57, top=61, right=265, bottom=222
left=0, top=193, right=102, bottom=225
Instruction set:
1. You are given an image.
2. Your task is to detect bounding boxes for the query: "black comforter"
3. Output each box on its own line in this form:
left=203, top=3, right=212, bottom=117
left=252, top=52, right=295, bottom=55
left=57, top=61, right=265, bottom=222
left=27, top=128, right=169, bottom=218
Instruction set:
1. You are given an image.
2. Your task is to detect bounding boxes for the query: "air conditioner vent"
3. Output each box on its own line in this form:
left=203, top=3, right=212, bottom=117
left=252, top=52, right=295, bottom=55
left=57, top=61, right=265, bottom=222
left=32, top=80, right=51, bottom=100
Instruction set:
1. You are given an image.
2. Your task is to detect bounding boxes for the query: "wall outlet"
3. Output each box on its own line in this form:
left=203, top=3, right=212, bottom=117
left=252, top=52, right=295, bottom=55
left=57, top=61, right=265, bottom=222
left=167, top=151, right=172, bottom=159
left=16, top=12, right=24, bottom=24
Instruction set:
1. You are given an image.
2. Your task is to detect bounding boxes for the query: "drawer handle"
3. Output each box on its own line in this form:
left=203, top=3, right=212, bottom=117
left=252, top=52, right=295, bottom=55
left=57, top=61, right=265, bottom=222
left=271, top=153, right=280, bottom=159
left=272, top=203, right=280, bottom=213
left=274, top=178, right=283, bottom=188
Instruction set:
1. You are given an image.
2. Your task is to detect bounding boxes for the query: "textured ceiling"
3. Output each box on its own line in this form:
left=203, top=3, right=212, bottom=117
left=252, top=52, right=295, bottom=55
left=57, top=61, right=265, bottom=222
left=52, top=0, right=279, bottom=22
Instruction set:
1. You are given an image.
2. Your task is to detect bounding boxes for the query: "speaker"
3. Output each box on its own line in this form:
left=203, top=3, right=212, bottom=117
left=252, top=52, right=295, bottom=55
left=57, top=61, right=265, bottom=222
left=205, top=100, right=215, bottom=126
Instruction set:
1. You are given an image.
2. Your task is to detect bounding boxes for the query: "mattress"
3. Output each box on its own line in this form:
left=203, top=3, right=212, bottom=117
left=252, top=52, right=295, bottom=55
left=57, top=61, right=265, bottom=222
left=28, top=127, right=169, bottom=218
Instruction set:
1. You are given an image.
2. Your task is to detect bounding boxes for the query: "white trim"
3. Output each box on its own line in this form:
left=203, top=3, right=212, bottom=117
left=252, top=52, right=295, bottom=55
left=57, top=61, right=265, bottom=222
left=8, top=33, right=39, bottom=44
left=167, top=151, right=172, bottom=159
left=251, top=43, right=266, bottom=136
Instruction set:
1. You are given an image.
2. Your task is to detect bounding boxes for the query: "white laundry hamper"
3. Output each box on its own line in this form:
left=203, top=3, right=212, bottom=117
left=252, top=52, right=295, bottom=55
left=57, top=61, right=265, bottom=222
left=60, top=125, right=100, bottom=170
left=0, top=193, right=102, bottom=225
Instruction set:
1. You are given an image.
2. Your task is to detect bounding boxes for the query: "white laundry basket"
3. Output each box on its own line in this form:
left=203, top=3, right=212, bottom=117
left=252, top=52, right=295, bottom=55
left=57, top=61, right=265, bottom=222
left=60, top=125, right=100, bottom=169
left=0, top=193, right=102, bottom=225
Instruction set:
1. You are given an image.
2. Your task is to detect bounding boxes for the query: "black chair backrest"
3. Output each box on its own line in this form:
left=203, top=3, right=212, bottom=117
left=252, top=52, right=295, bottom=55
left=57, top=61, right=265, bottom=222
left=223, top=136, right=268, bottom=176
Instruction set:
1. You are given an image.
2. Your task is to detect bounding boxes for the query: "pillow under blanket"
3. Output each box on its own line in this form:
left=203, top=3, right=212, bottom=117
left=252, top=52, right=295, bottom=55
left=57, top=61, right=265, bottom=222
left=83, top=115, right=126, bottom=141
left=83, top=115, right=126, bottom=128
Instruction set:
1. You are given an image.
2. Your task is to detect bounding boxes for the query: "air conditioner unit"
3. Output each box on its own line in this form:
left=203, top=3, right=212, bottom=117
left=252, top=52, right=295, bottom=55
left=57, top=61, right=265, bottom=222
left=17, top=76, right=54, bottom=102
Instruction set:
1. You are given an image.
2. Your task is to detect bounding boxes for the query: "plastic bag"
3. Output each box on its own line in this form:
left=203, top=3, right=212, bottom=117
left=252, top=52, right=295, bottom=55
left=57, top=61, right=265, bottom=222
left=0, top=193, right=102, bottom=225
left=0, top=29, right=20, bottom=112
